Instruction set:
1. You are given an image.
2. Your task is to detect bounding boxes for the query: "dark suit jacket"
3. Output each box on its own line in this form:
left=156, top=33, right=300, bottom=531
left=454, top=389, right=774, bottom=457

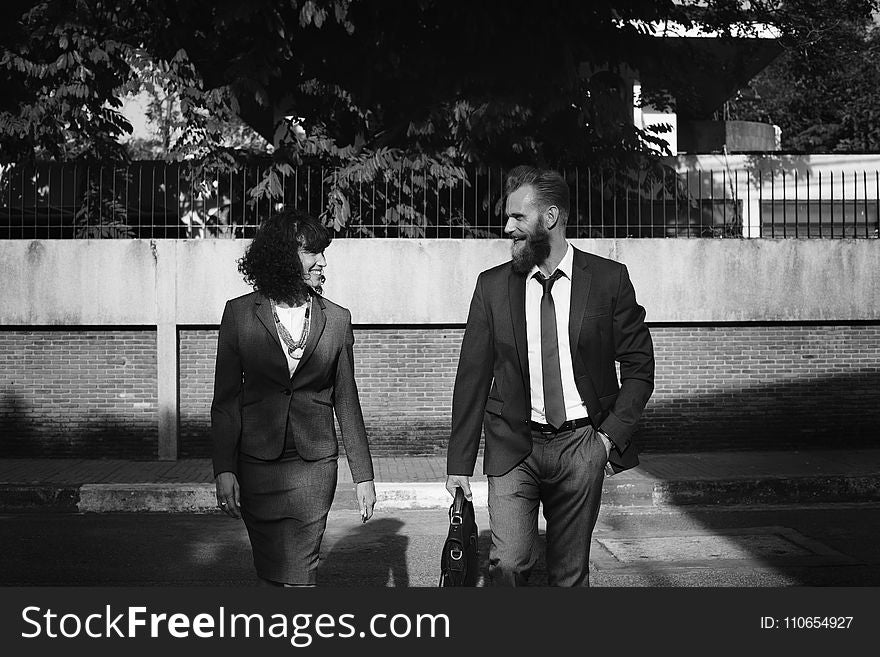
left=447, top=247, right=654, bottom=477
left=211, top=291, right=374, bottom=483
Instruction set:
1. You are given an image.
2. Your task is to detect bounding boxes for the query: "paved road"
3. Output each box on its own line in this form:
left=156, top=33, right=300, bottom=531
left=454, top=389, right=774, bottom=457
left=2, top=503, right=879, bottom=587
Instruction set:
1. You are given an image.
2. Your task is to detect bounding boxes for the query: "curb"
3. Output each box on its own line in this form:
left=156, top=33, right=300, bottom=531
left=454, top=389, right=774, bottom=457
left=0, top=484, right=81, bottom=513
left=1, top=475, right=879, bottom=512
left=78, top=484, right=217, bottom=513
left=373, top=482, right=489, bottom=509
left=651, top=475, right=880, bottom=507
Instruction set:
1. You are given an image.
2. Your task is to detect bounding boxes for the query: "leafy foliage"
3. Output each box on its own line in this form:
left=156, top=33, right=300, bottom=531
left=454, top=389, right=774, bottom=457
left=0, top=1, right=136, bottom=162
left=1, top=0, right=809, bottom=236
left=73, top=176, right=133, bottom=238
left=727, top=0, right=880, bottom=152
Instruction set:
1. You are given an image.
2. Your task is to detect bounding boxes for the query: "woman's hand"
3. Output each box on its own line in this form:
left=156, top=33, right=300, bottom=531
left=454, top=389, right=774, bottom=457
left=356, top=480, right=376, bottom=522
left=215, top=472, right=241, bottom=518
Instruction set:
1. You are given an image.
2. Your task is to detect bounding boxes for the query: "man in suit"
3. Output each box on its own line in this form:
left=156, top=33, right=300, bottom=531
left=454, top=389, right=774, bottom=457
left=446, top=166, right=654, bottom=586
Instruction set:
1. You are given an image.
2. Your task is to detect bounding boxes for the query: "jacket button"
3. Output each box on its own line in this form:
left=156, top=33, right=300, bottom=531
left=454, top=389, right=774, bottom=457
left=282, top=390, right=291, bottom=396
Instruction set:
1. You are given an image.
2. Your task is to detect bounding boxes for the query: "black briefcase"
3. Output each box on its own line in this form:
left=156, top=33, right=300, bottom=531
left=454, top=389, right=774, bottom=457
left=438, top=488, right=479, bottom=587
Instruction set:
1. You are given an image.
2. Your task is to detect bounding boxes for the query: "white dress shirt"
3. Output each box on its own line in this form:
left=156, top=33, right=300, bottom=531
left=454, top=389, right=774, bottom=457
left=526, top=243, right=589, bottom=424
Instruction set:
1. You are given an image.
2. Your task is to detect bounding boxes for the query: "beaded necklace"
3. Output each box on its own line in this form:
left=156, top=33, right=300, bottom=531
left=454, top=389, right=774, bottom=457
left=272, top=297, right=312, bottom=360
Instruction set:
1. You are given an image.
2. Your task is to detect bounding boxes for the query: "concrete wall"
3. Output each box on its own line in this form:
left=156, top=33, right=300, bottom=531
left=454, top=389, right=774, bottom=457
left=2, top=239, right=878, bottom=325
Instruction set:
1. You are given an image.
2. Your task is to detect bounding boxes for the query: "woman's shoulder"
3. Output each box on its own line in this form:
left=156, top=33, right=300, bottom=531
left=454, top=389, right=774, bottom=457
left=316, top=294, right=351, bottom=319
left=224, top=290, right=260, bottom=309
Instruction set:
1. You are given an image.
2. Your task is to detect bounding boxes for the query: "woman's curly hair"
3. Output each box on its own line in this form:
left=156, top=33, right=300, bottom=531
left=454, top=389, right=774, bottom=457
left=238, top=209, right=332, bottom=306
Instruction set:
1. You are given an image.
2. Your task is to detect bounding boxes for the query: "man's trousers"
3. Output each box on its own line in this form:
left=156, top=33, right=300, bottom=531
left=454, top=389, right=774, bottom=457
left=487, top=424, right=606, bottom=586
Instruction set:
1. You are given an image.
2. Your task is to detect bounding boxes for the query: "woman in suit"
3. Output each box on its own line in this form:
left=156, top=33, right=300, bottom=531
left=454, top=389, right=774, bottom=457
left=211, top=209, right=376, bottom=586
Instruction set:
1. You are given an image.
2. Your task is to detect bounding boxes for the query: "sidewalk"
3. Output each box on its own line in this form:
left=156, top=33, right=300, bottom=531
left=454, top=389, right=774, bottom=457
left=2, top=449, right=880, bottom=512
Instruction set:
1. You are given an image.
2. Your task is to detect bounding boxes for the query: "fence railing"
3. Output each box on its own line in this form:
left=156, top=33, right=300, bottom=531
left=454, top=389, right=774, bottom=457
left=2, top=161, right=879, bottom=239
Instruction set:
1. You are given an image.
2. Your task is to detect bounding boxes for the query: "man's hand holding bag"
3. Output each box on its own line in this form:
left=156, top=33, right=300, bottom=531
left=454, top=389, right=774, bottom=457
left=439, top=487, right=479, bottom=586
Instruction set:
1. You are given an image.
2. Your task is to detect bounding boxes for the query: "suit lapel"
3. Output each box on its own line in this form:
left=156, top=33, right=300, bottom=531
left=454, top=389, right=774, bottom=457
left=568, top=247, right=592, bottom=363
left=254, top=293, right=283, bottom=351
left=508, top=269, right=530, bottom=394
left=294, top=293, right=327, bottom=376
left=569, top=248, right=603, bottom=415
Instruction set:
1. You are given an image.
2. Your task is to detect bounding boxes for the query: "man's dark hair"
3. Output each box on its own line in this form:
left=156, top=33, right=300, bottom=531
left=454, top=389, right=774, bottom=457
left=238, top=209, right=331, bottom=305
left=505, top=166, right=570, bottom=226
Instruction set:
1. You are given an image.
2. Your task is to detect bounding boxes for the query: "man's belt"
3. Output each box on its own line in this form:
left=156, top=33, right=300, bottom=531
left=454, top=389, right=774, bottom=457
left=529, top=417, right=592, bottom=435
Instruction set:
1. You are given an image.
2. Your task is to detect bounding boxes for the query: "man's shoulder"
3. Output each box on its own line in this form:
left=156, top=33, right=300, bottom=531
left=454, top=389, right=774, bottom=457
left=572, top=246, right=626, bottom=274
left=477, top=260, right=513, bottom=284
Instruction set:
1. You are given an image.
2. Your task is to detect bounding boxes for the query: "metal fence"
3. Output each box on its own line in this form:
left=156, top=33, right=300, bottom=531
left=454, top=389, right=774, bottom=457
left=2, top=161, right=879, bottom=239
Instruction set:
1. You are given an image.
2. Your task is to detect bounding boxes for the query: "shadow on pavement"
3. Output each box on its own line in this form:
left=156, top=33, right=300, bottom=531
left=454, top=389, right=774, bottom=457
left=320, top=517, right=409, bottom=587
left=0, top=513, right=255, bottom=586
left=604, top=370, right=880, bottom=586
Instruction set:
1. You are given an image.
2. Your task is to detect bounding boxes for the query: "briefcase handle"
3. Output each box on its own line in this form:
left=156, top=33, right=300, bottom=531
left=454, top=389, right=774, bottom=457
left=449, top=487, right=468, bottom=524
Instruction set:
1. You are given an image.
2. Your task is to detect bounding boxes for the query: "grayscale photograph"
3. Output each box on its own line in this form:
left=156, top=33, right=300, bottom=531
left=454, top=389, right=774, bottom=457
left=0, top=2, right=878, bottom=651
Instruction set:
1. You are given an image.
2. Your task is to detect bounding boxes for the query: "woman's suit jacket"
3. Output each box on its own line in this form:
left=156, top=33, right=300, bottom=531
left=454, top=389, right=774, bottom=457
left=211, top=291, right=374, bottom=484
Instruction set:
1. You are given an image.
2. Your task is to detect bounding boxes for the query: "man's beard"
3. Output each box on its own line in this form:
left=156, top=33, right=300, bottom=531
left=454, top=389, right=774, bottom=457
left=511, top=222, right=551, bottom=274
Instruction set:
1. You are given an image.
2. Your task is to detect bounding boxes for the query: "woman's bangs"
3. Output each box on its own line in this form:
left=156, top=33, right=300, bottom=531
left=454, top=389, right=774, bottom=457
left=297, top=221, right=332, bottom=253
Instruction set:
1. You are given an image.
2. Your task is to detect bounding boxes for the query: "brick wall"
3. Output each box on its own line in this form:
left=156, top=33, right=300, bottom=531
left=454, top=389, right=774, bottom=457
left=348, top=328, right=461, bottom=455
left=0, top=330, right=158, bottom=458
left=642, top=324, right=880, bottom=451
left=178, top=328, right=461, bottom=458
left=179, top=329, right=217, bottom=458
left=4, top=324, right=879, bottom=458
left=177, top=324, right=880, bottom=457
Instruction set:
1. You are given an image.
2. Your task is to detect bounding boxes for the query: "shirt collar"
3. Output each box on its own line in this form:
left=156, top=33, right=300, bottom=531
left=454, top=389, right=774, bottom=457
left=528, top=242, right=573, bottom=281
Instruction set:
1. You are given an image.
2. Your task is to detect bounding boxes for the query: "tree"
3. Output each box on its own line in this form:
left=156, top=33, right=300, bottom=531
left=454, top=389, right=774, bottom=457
left=120, top=52, right=270, bottom=160
left=0, top=0, right=135, bottom=162
left=1, top=0, right=788, bottom=236
left=727, top=0, right=880, bottom=152
left=131, top=0, right=720, bottom=235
